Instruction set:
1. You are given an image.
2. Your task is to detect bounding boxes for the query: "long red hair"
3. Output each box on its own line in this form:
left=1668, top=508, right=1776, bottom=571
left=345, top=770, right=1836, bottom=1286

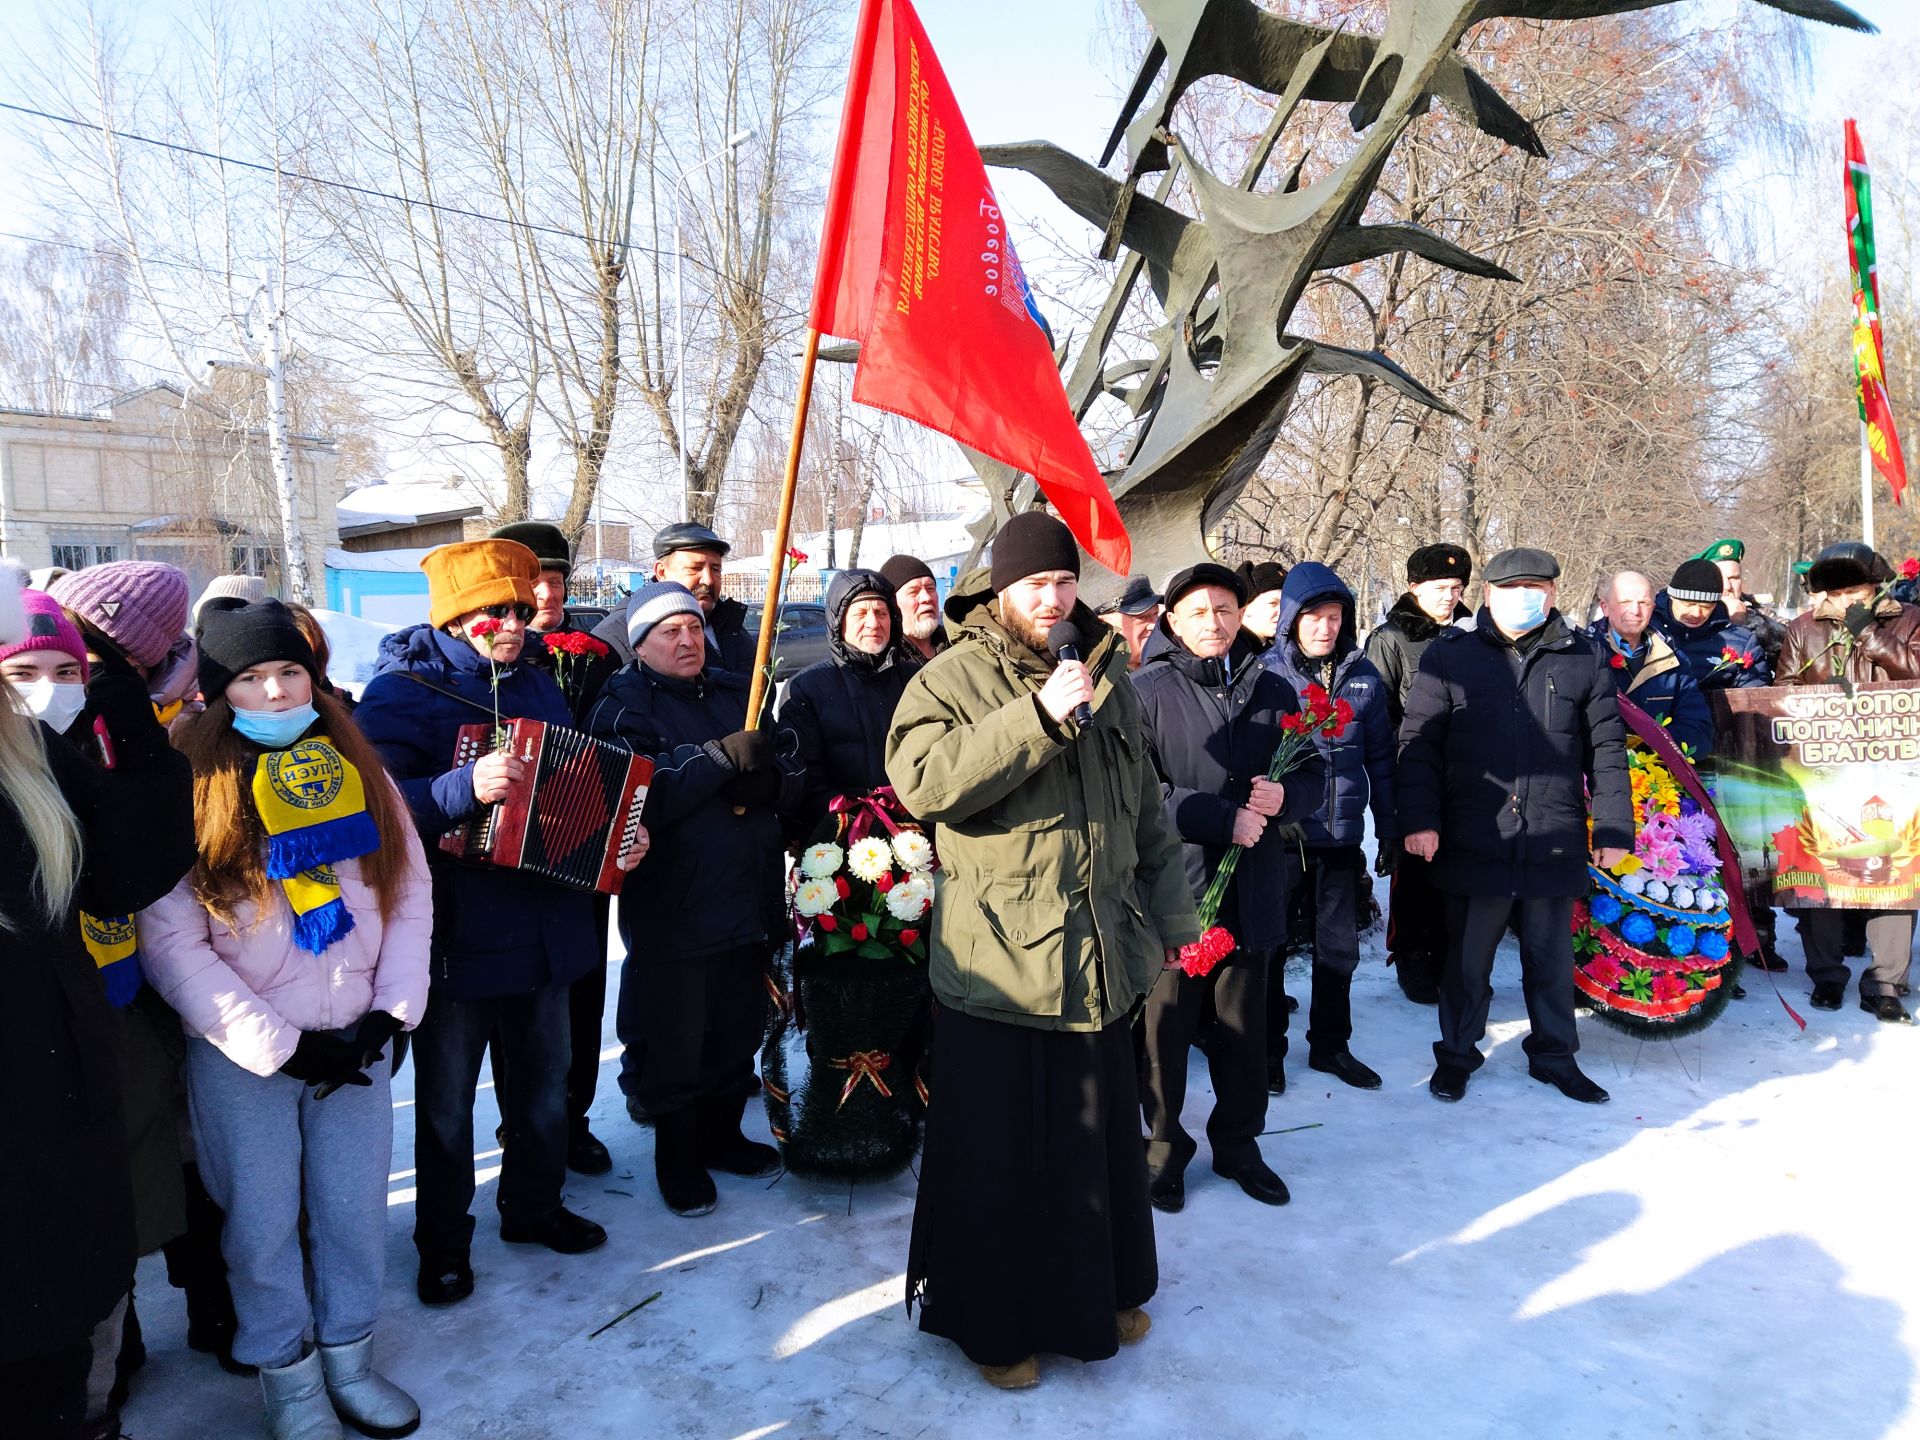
left=172, top=689, right=413, bottom=927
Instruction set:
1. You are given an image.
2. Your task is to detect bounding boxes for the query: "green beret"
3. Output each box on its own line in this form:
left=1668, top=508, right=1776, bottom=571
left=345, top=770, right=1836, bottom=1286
left=1693, top=538, right=1744, bottom=563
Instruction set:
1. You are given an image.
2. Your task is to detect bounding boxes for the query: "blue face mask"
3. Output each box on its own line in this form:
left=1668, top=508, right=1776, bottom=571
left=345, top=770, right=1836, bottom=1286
left=1487, top=586, right=1550, bottom=635
left=230, top=701, right=319, bottom=748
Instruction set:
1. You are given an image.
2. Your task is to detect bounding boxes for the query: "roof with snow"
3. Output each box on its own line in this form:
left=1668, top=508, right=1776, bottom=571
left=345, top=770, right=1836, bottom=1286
left=336, top=481, right=487, bottom=538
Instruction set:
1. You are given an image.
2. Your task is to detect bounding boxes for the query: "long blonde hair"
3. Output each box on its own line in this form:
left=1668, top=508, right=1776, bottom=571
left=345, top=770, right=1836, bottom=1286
left=0, top=688, right=83, bottom=932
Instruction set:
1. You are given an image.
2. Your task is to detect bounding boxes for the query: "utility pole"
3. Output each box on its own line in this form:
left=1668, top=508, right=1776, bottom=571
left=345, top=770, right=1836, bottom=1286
left=212, top=260, right=311, bottom=605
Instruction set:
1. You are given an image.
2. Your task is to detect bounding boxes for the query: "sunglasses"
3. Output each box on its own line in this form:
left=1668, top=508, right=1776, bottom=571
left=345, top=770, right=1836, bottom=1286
left=481, top=603, right=537, bottom=623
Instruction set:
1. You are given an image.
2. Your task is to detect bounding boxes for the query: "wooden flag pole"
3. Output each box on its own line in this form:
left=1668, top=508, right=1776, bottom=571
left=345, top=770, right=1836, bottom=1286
left=746, top=326, right=823, bottom=726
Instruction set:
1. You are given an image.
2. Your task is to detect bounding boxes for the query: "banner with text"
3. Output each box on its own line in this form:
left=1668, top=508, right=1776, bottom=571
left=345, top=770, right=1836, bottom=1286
left=1711, top=681, right=1920, bottom=910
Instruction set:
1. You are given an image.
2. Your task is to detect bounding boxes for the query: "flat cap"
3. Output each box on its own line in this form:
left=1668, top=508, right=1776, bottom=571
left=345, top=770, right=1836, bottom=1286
left=652, top=521, right=731, bottom=560
left=1163, top=562, right=1247, bottom=610
left=1483, top=547, right=1560, bottom=585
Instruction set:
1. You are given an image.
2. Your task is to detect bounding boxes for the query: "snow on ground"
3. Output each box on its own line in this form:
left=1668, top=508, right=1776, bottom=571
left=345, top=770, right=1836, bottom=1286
left=122, top=898, right=1920, bottom=1440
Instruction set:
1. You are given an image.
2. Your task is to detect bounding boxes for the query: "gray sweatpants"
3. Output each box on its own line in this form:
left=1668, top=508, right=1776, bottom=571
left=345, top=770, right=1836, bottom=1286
left=185, top=1036, right=393, bottom=1370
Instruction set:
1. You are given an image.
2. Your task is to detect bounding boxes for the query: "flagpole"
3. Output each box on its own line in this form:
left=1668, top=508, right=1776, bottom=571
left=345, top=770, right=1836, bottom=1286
left=746, top=326, right=822, bottom=726
left=1863, top=421, right=1876, bottom=548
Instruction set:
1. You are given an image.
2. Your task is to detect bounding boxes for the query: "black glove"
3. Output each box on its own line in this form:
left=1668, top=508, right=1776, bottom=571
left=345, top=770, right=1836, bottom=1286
left=715, top=728, right=774, bottom=773
left=352, top=1011, right=404, bottom=1068
left=79, top=629, right=169, bottom=758
left=723, top=766, right=783, bottom=808
left=278, top=1030, right=374, bottom=1089
left=1844, top=603, right=1877, bottom=639
left=1374, top=845, right=1397, bottom=878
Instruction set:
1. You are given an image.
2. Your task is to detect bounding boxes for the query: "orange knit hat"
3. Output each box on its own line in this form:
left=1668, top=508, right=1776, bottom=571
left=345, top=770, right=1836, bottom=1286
left=421, top=539, right=539, bottom=629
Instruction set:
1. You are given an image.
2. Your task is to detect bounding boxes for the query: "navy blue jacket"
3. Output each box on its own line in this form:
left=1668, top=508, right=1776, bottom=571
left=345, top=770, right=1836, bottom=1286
left=1650, top=592, right=1772, bottom=690
left=356, top=624, right=597, bottom=1001
left=1132, top=626, right=1321, bottom=952
left=1586, top=621, right=1715, bottom=759
left=586, top=664, right=800, bottom=962
left=1261, top=563, right=1397, bottom=849
left=1397, top=611, right=1632, bottom=899
left=777, top=570, right=914, bottom=840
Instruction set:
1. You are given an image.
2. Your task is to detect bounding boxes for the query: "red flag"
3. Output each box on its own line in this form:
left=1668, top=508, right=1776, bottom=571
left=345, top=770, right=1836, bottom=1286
left=809, top=0, right=1132, bottom=575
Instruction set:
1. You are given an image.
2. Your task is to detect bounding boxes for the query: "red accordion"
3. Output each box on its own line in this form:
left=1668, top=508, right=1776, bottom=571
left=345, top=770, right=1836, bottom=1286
left=439, top=718, right=653, bottom=895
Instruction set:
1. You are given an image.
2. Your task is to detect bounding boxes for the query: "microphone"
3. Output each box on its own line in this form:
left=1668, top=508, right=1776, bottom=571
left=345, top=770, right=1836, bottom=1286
left=1046, top=620, right=1096, bottom=729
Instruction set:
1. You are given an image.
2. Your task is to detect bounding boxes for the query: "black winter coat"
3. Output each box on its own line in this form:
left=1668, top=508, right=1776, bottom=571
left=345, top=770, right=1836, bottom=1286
left=1364, top=592, right=1472, bottom=726
left=1396, top=610, right=1632, bottom=899
left=1263, top=563, right=1398, bottom=849
left=1650, top=592, right=1772, bottom=689
left=777, top=570, right=914, bottom=839
left=2, top=680, right=194, bottom=1362
left=355, top=624, right=597, bottom=1001
left=1586, top=621, right=1714, bottom=758
left=1132, top=626, right=1323, bottom=952
left=586, top=664, right=801, bottom=962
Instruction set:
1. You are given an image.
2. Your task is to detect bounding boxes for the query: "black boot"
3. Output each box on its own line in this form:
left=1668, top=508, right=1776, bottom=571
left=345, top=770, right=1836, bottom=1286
left=1810, top=980, right=1846, bottom=1011
left=1211, top=1152, right=1289, bottom=1206
left=1146, top=1164, right=1186, bottom=1214
left=163, top=1163, right=248, bottom=1375
left=697, top=1094, right=782, bottom=1179
left=1862, top=994, right=1914, bottom=1025
left=1528, top=1062, right=1610, bottom=1104
left=567, top=1123, right=613, bottom=1176
left=654, top=1110, right=718, bottom=1217
left=1392, top=951, right=1441, bottom=1005
left=415, top=1250, right=474, bottom=1306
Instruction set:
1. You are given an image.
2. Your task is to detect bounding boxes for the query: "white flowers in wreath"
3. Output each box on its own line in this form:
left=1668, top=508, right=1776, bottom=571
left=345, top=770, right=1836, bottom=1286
left=800, top=842, right=844, bottom=879
left=891, top=829, right=935, bottom=873
left=793, top=877, right=838, bottom=917
left=847, top=837, right=895, bottom=883
left=885, top=874, right=935, bottom=922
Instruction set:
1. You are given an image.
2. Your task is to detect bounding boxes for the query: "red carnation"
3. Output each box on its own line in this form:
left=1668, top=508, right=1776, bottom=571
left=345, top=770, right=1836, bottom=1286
left=1178, top=925, right=1236, bottom=978
left=1903, top=557, right=1920, bottom=581
left=851, top=922, right=869, bottom=942
left=469, top=617, right=502, bottom=639
left=1280, top=713, right=1305, bottom=734
left=818, top=915, right=838, bottom=932
left=1610, top=652, right=1626, bottom=670
left=899, top=928, right=920, bottom=947
left=787, top=547, right=809, bottom=564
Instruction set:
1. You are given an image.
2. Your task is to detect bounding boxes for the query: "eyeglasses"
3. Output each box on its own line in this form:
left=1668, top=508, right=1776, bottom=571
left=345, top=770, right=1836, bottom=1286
left=481, top=603, right=537, bottom=623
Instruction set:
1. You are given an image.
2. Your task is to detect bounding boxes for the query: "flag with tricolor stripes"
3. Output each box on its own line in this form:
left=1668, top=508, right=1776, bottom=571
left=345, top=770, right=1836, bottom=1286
left=1845, top=118, right=1906, bottom=506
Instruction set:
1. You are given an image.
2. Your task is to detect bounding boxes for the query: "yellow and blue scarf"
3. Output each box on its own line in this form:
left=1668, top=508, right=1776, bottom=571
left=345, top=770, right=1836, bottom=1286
left=250, top=737, right=380, bottom=954
left=80, top=911, right=144, bottom=1007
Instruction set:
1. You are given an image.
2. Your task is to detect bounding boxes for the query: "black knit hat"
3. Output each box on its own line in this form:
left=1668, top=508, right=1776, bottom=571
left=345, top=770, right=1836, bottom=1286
left=989, top=511, right=1080, bottom=591
left=1408, top=543, right=1471, bottom=585
left=879, top=553, right=936, bottom=590
left=1667, top=558, right=1726, bottom=605
left=1235, top=559, right=1287, bottom=600
left=1805, top=541, right=1892, bottom=593
left=196, top=598, right=319, bottom=700
left=490, top=521, right=572, bottom=576
left=1165, top=562, right=1247, bottom=610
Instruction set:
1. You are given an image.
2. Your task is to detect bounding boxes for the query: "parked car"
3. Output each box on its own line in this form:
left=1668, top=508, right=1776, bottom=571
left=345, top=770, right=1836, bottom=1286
left=747, top=600, right=832, bottom=678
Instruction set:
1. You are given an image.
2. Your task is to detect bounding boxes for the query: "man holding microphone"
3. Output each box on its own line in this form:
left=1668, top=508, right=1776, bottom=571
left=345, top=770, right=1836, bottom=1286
left=887, top=511, right=1198, bottom=1391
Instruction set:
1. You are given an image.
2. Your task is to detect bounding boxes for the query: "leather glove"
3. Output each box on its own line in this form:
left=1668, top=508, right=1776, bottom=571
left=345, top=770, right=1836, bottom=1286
left=278, top=1030, right=374, bottom=1089
left=1843, top=603, right=1877, bottom=639
left=80, top=631, right=168, bottom=756
left=723, top=767, right=783, bottom=808
left=715, top=728, right=774, bottom=774
left=352, top=1011, right=404, bottom=1068
left=1374, top=845, right=1397, bottom=877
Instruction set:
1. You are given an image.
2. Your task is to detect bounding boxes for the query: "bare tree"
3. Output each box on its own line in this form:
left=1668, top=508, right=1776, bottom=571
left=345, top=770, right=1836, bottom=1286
left=0, top=240, right=134, bottom=411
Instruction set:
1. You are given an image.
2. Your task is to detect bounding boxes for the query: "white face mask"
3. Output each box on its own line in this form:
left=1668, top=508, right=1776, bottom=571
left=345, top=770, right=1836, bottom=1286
left=15, top=678, right=89, bottom=733
left=1487, top=586, right=1550, bottom=635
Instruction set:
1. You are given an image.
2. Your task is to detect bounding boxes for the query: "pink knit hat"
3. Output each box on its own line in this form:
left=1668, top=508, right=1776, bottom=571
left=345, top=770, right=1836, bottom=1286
left=0, top=589, right=90, bottom=683
left=50, top=561, right=190, bottom=670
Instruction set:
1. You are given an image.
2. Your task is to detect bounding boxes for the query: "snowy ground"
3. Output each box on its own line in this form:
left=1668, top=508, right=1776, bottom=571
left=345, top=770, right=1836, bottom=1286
left=121, top=900, right=1920, bottom=1440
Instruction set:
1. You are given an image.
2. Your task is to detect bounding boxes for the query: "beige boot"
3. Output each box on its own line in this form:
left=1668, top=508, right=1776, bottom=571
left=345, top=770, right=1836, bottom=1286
left=1117, top=1307, right=1152, bottom=1345
left=978, top=1355, right=1040, bottom=1389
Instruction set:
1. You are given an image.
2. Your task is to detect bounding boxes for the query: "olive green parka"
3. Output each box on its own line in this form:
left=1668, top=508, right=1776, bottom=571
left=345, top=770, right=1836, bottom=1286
left=884, top=575, right=1200, bottom=1031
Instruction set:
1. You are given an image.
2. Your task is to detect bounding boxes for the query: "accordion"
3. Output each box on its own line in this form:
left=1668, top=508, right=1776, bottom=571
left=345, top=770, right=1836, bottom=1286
left=439, top=719, right=653, bottom=895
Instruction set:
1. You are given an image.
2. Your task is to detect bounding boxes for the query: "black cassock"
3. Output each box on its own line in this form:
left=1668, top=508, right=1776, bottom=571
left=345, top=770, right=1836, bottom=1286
left=906, top=1005, right=1156, bottom=1367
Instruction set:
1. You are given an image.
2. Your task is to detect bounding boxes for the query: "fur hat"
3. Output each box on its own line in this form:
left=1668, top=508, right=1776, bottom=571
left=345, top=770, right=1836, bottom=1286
left=1235, top=559, right=1287, bottom=600
left=196, top=598, right=319, bottom=700
left=0, top=587, right=91, bottom=683
left=49, top=560, right=191, bottom=670
left=1805, top=541, right=1892, bottom=593
left=1666, top=559, right=1727, bottom=605
left=1407, top=543, right=1471, bottom=586
left=421, top=539, right=539, bottom=629
left=491, top=521, right=573, bottom=576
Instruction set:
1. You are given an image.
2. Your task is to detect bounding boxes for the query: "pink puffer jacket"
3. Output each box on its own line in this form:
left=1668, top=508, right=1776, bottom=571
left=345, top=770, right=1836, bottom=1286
left=138, top=825, right=433, bottom=1078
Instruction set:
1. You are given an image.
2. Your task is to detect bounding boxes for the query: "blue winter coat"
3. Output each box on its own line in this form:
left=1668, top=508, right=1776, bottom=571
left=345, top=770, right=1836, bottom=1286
left=1650, top=593, right=1772, bottom=689
left=1261, top=563, right=1397, bottom=849
left=585, top=663, right=800, bottom=963
left=355, top=624, right=596, bottom=1001
left=1132, top=625, right=1322, bottom=952
left=1586, top=621, right=1715, bottom=759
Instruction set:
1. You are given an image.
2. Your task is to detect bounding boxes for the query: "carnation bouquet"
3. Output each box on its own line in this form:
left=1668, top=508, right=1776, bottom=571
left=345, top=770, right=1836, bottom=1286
left=1573, top=729, right=1741, bottom=1034
left=763, top=787, right=937, bottom=1180
left=1178, top=682, right=1351, bottom=978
